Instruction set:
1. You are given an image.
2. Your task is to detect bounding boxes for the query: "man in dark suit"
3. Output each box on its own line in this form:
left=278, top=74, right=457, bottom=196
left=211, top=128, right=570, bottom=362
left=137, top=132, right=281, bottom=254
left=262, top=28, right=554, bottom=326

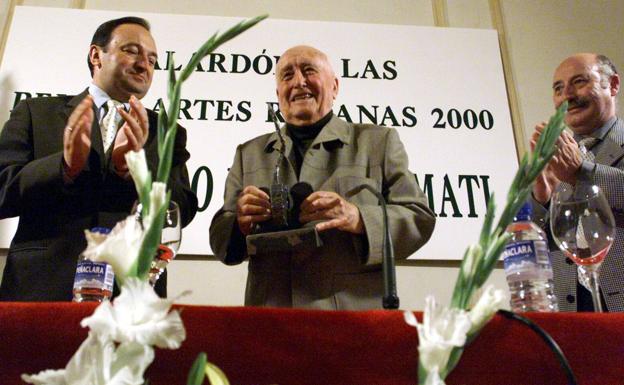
left=0, top=16, right=198, bottom=301
left=531, top=53, right=624, bottom=311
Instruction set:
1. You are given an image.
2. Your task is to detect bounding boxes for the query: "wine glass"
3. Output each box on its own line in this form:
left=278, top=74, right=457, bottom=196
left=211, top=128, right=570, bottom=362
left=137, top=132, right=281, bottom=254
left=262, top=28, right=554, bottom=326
left=131, top=200, right=182, bottom=285
left=149, top=201, right=181, bottom=285
left=549, top=184, right=615, bottom=312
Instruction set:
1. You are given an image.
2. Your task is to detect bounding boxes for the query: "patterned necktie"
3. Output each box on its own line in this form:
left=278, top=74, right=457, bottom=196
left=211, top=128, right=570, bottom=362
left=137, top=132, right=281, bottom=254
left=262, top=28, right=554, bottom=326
left=578, top=136, right=599, bottom=162
left=101, top=99, right=123, bottom=152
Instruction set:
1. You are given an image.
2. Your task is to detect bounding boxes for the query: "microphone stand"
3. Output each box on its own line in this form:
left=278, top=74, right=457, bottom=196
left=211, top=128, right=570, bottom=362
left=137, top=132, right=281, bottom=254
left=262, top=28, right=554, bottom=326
left=348, top=185, right=399, bottom=309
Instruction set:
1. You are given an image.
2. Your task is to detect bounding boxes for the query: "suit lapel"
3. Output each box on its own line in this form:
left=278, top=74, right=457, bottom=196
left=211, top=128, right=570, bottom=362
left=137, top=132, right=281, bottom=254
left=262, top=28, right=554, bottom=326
left=594, top=118, right=624, bottom=166
left=299, top=116, right=351, bottom=189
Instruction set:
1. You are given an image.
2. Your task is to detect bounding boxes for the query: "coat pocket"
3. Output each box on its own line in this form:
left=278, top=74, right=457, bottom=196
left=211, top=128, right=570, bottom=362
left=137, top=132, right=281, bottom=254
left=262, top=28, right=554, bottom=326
left=334, top=176, right=381, bottom=205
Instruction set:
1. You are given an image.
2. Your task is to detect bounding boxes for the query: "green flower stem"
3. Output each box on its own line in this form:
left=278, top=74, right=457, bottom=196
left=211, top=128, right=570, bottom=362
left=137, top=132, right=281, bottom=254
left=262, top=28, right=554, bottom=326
left=136, top=191, right=171, bottom=279
left=132, top=15, right=267, bottom=279
left=418, top=360, right=429, bottom=385
left=450, top=101, right=567, bottom=309
left=441, top=346, right=464, bottom=379
left=187, top=352, right=207, bottom=385
left=156, top=15, right=267, bottom=184
left=437, top=101, right=568, bottom=382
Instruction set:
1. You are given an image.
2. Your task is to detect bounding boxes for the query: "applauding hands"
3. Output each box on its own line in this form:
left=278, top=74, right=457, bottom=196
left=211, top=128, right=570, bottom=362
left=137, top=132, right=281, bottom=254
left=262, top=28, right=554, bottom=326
left=62, top=94, right=149, bottom=180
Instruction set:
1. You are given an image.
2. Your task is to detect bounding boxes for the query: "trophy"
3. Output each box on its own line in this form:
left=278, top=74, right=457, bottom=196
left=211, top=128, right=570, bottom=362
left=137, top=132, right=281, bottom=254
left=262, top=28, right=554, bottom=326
left=245, top=105, right=322, bottom=256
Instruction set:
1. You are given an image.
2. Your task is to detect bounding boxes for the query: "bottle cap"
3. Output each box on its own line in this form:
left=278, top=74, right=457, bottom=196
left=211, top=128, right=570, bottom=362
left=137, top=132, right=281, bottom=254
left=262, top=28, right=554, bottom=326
left=514, top=202, right=532, bottom=222
left=90, top=227, right=112, bottom=235
left=157, top=244, right=174, bottom=262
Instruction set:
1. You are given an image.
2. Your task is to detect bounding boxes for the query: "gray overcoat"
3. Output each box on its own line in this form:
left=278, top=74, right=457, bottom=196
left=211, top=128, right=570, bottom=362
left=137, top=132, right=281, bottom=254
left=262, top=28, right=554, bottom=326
left=209, top=115, right=435, bottom=310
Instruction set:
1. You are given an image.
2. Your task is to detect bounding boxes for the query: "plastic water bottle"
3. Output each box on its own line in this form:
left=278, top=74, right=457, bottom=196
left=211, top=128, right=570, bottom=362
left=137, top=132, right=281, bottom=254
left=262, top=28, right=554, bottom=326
left=72, top=227, right=115, bottom=302
left=503, top=202, right=558, bottom=312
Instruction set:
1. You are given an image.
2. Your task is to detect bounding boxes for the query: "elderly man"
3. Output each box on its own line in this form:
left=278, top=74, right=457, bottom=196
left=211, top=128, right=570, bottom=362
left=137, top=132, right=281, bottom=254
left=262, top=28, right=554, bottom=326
left=531, top=53, right=623, bottom=311
left=210, top=45, right=435, bottom=310
left=0, top=17, right=198, bottom=301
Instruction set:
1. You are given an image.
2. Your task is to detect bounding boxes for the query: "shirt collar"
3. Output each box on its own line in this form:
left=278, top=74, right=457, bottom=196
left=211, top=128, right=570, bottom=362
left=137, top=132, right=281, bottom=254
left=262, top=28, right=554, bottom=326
left=264, top=113, right=351, bottom=153
left=88, top=83, right=130, bottom=110
left=574, top=116, right=617, bottom=142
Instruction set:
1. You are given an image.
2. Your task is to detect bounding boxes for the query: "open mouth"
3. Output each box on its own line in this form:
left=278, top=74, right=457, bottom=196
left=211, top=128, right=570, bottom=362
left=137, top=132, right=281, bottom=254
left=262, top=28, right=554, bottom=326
left=291, top=93, right=314, bottom=102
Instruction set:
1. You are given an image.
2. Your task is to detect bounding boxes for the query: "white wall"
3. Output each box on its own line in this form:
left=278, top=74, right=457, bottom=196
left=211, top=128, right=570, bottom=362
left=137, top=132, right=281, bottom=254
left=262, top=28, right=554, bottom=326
left=502, top=0, right=624, bottom=138
left=0, top=249, right=508, bottom=308
left=0, top=0, right=621, bottom=309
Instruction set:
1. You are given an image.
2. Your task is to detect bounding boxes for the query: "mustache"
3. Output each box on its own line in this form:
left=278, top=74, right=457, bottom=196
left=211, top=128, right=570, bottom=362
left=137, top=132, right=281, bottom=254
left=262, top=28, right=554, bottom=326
left=567, top=97, right=590, bottom=110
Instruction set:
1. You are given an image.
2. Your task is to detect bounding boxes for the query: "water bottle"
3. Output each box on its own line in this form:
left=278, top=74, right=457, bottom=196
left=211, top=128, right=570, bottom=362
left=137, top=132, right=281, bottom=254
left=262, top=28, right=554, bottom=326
left=72, top=227, right=115, bottom=302
left=503, top=202, right=558, bottom=312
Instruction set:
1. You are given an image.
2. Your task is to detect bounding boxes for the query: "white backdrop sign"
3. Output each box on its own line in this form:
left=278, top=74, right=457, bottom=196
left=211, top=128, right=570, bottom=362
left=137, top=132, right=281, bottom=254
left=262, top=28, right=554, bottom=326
left=0, top=6, right=518, bottom=260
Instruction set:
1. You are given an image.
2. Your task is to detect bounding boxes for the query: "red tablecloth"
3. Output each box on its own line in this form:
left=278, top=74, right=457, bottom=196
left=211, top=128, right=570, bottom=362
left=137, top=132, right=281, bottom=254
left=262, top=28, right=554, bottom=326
left=1, top=303, right=622, bottom=384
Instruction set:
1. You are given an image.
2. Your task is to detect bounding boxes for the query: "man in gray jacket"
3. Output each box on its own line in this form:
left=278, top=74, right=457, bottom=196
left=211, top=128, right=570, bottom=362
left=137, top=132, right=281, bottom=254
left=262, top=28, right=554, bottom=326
left=209, top=45, right=435, bottom=310
left=531, top=53, right=624, bottom=311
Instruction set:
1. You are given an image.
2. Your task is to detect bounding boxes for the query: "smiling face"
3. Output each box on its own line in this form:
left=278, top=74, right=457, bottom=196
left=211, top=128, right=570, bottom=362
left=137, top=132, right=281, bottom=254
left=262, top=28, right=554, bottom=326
left=552, top=53, right=619, bottom=135
left=90, top=23, right=157, bottom=101
left=275, top=46, right=339, bottom=126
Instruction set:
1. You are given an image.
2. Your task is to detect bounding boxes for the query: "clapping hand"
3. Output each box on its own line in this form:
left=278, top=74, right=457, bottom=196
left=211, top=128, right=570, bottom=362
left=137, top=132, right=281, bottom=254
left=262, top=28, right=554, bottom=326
left=531, top=121, right=582, bottom=204
left=63, top=95, right=94, bottom=180
left=111, top=95, right=149, bottom=174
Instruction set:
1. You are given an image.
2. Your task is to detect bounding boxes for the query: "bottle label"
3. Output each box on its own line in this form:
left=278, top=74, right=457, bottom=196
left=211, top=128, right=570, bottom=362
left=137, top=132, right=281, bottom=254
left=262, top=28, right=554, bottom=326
left=503, top=240, right=552, bottom=276
left=73, top=260, right=114, bottom=292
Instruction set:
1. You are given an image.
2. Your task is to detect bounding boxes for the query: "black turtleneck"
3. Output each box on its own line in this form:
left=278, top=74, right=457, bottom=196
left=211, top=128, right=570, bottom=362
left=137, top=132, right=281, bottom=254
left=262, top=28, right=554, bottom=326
left=286, top=111, right=333, bottom=177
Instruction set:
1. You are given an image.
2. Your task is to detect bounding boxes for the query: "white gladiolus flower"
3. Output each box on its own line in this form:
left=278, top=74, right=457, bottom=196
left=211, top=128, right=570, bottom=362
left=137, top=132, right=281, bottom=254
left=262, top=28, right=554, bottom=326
left=423, top=369, right=445, bottom=385
left=21, top=369, right=66, bottom=385
left=404, top=296, right=471, bottom=382
left=460, top=244, right=480, bottom=282
left=82, top=180, right=167, bottom=282
left=125, top=149, right=150, bottom=194
left=83, top=215, right=144, bottom=281
left=82, top=278, right=186, bottom=349
left=23, top=280, right=183, bottom=385
left=23, top=333, right=154, bottom=385
left=146, top=182, right=168, bottom=226
left=63, top=334, right=115, bottom=385
left=107, top=342, right=155, bottom=385
left=134, top=181, right=168, bottom=239
left=468, top=285, right=506, bottom=335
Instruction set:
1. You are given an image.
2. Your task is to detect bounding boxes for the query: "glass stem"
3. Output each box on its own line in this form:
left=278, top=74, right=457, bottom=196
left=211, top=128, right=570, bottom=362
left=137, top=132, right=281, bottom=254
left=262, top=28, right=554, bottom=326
left=586, top=266, right=603, bottom=313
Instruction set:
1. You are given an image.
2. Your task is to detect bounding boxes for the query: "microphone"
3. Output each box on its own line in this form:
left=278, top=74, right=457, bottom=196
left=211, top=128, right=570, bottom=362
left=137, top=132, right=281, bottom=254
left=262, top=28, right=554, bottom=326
left=290, top=181, right=314, bottom=201
left=347, top=184, right=399, bottom=309
left=290, top=182, right=313, bottom=226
